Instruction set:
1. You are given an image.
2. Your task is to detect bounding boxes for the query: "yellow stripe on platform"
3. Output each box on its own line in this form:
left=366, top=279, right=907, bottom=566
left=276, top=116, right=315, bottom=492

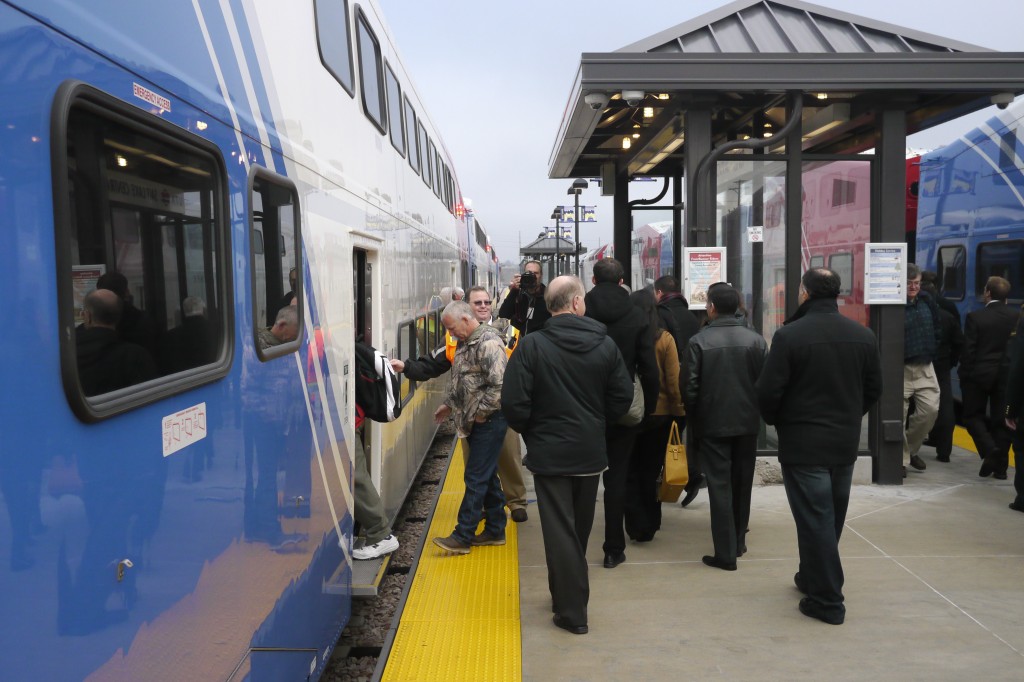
left=382, top=439, right=521, bottom=682
left=953, top=425, right=1016, bottom=467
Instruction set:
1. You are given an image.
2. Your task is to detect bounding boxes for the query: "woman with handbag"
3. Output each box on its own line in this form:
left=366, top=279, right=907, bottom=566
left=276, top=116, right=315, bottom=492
left=624, top=289, right=684, bottom=542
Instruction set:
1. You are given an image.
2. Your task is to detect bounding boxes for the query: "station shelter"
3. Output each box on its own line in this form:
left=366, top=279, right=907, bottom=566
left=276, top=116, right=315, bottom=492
left=519, top=228, right=582, bottom=282
left=548, top=0, right=1024, bottom=483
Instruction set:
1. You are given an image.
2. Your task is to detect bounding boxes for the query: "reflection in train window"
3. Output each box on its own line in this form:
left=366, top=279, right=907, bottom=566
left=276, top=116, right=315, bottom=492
left=397, top=319, right=415, bottom=406
left=249, top=168, right=302, bottom=360
left=937, top=245, right=966, bottom=300
left=828, top=252, right=853, bottom=296
left=976, top=241, right=1024, bottom=300
left=314, top=0, right=354, bottom=96
left=355, top=10, right=385, bottom=133
left=56, top=85, right=230, bottom=420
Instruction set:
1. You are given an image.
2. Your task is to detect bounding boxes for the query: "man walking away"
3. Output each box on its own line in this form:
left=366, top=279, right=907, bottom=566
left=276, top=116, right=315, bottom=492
left=959, top=276, right=1017, bottom=478
left=903, top=263, right=941, bottom=475
left=756, top=268, right=881, bottom=625
left=502, top=276, right=633, bottom=635
left=683, top=284, right=766, bottom=570
left=584, top=258, right=659, bottom=569
left=920, top=277, right=964, bottom=463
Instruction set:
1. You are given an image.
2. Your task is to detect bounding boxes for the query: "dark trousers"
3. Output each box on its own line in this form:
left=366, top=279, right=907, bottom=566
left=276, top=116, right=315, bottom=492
left=927, top=363, right=956, bottom=459
left=701, top=434, right=756, bottom=562
left=684, top=417, right=702, bottom=485
left=782, top=462, right=854, bottom=620
left=962, top=379, right=1011, bottom=473
left=1010, top=425, right=1024, bottom=507
left=534, top=472, right=600, bottom=628
left=602, top=427, right=637, bottom=555
left=454, top=413, right=508, bottom=542
left=624, top=415, right=674, bottom=540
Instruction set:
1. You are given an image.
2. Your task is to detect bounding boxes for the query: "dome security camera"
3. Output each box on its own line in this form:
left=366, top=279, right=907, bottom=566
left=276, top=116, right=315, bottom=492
left=621, top=90, right=645, bottom=107
left=991, top=92, right=1015, bottom=110
left=584, top=93, right=610, bottom=111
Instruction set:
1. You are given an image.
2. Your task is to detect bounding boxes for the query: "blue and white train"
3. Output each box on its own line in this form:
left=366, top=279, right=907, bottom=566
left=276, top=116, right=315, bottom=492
left=0, top=0, right=474, bottom=679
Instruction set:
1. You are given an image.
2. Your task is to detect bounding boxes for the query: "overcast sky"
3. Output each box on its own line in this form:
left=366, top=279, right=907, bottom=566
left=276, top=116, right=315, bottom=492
left=381, top=0, right=1022, bottom=261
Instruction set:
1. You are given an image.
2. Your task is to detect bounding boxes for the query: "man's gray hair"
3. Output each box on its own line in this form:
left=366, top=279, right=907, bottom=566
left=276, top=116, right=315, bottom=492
left=182, top=296, right=206, bottom=317
left=441, top=300, right=474, bottom=323
left=275, top=305, right=298, bottom=327
left=545, top=276, right=585, bottom=313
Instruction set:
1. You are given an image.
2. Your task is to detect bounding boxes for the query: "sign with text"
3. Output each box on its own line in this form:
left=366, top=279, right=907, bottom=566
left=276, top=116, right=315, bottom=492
left=558, top=206, right=597, bottom=224
left=864, top=243, right=907, bottom=304
left=162, top=403, right=208, bottom=457
left=683, top=247, right=727, bottom=310
left=747, top=225, right=763, bottom=243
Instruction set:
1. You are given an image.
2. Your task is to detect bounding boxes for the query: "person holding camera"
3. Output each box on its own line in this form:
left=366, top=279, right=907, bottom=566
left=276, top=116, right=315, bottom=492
left=497, top=260, right=551, bottom=337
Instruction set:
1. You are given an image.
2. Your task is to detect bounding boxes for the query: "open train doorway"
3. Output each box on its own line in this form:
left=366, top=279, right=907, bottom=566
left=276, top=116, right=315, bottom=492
left=353, top=246, right=385, bottom=496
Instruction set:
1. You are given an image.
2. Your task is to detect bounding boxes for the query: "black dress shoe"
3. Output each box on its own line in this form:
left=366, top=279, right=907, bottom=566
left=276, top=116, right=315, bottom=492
left=799, top=597, right=844, bottom=625
left=552, top=614, right=588, bottom=635
left=936, top=454, right=950, bottom=463
left=979, top=457, right=995, bottom=477
left=702, top=555, right=737, bottom=571
left=603, top=552, right=625, bottom=569
left=1009, top=502, right=1024, bottom=513
left=681, top=477, right=703, bottom=508
left=994, top=471, right=1008, bottom=480
left=794, top=572, right=808, bottom=594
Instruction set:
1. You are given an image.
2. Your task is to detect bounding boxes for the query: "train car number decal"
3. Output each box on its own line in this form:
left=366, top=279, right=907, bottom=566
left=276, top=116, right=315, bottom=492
left=162, top=402, right=207, bottom=457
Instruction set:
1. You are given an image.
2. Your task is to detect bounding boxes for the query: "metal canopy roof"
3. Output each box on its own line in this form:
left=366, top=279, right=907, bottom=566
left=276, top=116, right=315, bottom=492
left=550, top=0, right=1024, bottom=179
left=521, top=233, right=579, bottom=256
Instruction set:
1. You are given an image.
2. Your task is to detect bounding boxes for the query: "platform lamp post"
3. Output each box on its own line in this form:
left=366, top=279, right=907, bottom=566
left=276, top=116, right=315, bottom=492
left=567, top=178, right=588, bottom=276
left=550, top=207, right=563, bottom=277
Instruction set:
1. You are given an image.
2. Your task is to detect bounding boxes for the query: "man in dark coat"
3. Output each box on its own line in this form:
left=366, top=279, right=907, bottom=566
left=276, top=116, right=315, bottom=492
left=654, top=274, right=704, bottom=505
left=683, top=284, right=767, bottom=571
left=921, top=280, right=964, bottom=463
left=903, top=263, right=941, bottom=474
left=1000, top=311, right=1024, bottom=512
left=756, top=268, right=882, bottom=626
left=502, top=275, right=633, bottom=635
left=96, top=271, right=158, bottom=358
left=959, top=276, right=1018, bottom=478
left=76, top=288, right=158, bottom=396
left=584, top=258, right=659, bottom=569
left=497, top=260, right=550, bottom=337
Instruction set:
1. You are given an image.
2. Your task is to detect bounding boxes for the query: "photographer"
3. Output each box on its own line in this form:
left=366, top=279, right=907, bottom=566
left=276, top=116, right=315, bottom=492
left=497, top=260, right=551, bottom=336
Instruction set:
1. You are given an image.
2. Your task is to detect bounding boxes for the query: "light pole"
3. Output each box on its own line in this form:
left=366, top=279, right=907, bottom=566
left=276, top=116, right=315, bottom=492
left=550, top=207, right=563, bottom=277
left=567, top=178, right=588, bottom=276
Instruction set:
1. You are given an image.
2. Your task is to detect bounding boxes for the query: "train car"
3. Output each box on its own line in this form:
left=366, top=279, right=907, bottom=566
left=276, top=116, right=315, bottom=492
left=916, top=101, right=1024, bottom=321
left=0, top=1, right=468, bottom=679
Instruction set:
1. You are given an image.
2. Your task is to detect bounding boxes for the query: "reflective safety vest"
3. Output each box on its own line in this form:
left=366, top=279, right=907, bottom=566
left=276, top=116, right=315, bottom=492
left=445, top=331, right=458, bottom=364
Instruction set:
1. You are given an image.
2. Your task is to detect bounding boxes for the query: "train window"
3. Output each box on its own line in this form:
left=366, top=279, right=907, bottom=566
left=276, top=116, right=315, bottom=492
left=249, top=167, right=302, bottom=361
left=383, top=62, right=405, bottom=156
left=355, top=11, right=386, bottom=134
left=404, top=97, right=419, bottom=173
left=831, top=178, right=856, bottom=208
left=828, top=252, right=853, bottom=296
left=314, top=0, right=354, bottom=96
left=432, top=149, right=442, bottom=198
left=809, top=255, right=825, bottom=269
left=420, top=126, right=432, bottom=188
left=938, top=245, right=966, bottom=300
left=396, top=319, right=415, bottom=406
left=53, top=83, right=231, bottom=422
left=976, top=241, right=1024, bottom=300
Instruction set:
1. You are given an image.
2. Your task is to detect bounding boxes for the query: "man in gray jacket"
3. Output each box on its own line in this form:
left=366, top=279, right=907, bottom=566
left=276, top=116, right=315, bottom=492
left=683, top=284, right=767, bottom=571
left=501, top=276, right=633, bottom=635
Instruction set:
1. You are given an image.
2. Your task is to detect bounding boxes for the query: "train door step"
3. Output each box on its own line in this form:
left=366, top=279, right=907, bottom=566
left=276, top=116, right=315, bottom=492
left=324, top=554, right=392, bottom=598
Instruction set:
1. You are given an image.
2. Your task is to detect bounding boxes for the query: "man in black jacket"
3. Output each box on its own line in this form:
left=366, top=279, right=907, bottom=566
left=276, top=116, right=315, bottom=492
left=502, top=276, right=633, bottom=635
left=1000, top=312, right=1024, bottom=512
left=756, top=268, right=882, bottom=626
left=920, top=279, right=964, bottom=463
left=959, top=276, right=1018, bottom=478
left=497, top=260, right=550, bottom=337
left=584, top=258, right=659, bottom=569
left=77, top=288, right=158, bottom=396
left=683, top=284, right=766, bottom=571
left=654, top=275, right=704, bottom=505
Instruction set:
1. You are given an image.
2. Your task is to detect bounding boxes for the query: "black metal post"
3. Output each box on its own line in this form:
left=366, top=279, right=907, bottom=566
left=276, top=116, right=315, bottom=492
left=573, top=192, right=581, bottom=276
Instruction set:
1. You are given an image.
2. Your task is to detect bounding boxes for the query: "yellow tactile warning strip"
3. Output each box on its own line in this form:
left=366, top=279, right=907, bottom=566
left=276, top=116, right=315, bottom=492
left=952, top=425, right=1016, bottom=467
left=382, top=439, right=521, bottom=682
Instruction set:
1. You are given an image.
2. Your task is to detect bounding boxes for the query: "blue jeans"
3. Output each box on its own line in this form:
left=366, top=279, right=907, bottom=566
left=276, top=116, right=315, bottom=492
left=455, top=413, right=508, bottom=541
left=782, top=462, right=854, bottom=618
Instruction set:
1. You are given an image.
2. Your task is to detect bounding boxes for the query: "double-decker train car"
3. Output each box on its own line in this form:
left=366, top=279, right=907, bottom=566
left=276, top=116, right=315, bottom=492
left=0, top=0, right=471, bottom=679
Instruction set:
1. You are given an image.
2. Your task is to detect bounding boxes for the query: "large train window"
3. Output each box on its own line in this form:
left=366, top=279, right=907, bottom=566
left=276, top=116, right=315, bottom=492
left=383, top=62, right=405, bottom=156
left=248, top=168, right=302, bottom=361
left=396, top=319, right=415, bottom=406
left=976, top=241, right=1024, bottom=300
left=404, top=97, right=420, bottom=173
left=828, top=252, right=853, bottom=296
left=314, top=0, right=354, bottom=96
left=355, top=10, right=386, bottom=134
left=52, top=82, right=231, bottom=422
left=938, top=245, right=966, bottom=300
left=420, top=129, right=432, bottom=188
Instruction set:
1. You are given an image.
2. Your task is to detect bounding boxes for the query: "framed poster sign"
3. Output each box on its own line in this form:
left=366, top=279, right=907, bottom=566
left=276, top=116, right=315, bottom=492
left=864, top=243, right=907, bottom=305
left=683, top=247, right=726, bottom=310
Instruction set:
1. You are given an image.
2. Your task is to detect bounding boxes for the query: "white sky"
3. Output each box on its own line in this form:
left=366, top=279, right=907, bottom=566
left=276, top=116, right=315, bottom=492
left=381, top=0, right=1023, bottom=262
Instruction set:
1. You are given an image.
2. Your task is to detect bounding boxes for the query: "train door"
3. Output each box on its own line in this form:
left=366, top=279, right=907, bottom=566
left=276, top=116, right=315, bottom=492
left=353, top=246, right=383, bottom=493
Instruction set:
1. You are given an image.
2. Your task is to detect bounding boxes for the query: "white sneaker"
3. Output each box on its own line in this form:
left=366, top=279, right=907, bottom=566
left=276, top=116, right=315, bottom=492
left=352, top=534, right=399, bottom=560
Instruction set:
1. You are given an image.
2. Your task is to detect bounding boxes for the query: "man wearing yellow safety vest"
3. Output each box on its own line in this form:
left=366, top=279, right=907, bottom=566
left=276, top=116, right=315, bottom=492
left=391, top=286, right=530, bottom=522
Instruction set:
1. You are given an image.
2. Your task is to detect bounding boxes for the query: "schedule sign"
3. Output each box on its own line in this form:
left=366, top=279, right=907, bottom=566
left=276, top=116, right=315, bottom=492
left=864, top=243, right=907, bottom=304
left=683, top=247, right=727, bottom=310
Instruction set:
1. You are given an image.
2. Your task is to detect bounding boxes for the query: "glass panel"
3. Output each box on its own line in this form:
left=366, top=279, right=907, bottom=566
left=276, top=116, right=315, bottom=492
left=251, top=175, right=301, bottom=356
left=976, top=241, right=1024, bottom=300
left=404, top=98, right=419, bottom=173
left=630, top=208, right=675, bottom=292
left=356, top=15, right=384, bottom=130
left=397, top=320, right=412, bottom=403
left=314, top=0, right=354, bottom=94
left=384, top=63, right=405, bottom=155
left=420, top=126, right=431, bottom=188
left=938, top=245, right=965, bottom=300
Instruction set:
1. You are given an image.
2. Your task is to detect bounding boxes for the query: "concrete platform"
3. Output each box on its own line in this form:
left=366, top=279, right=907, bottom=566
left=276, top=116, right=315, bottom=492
left=518, top=444, right=1024, bottom=681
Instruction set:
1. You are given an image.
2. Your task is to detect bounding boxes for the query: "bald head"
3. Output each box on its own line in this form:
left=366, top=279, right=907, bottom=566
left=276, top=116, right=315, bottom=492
left=83, top=288, right=123, bottom=328
left=545, top=276, right=586, bottom=315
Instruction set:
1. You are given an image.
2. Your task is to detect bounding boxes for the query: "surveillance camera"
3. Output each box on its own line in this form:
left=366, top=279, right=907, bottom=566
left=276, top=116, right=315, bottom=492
left=991, top=92, right=1015, bottom=110
left=621, top=90, right=645, bottom=107
left=584, top=93, right=609, bottom=111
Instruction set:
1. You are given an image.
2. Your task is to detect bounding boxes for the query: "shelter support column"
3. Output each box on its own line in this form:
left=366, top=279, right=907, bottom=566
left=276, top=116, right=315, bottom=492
left=684, top=109, right=713, bottom=248
left=871, top=107, right=909, bottom=485
left=614, top=166, right=631, bottom=283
